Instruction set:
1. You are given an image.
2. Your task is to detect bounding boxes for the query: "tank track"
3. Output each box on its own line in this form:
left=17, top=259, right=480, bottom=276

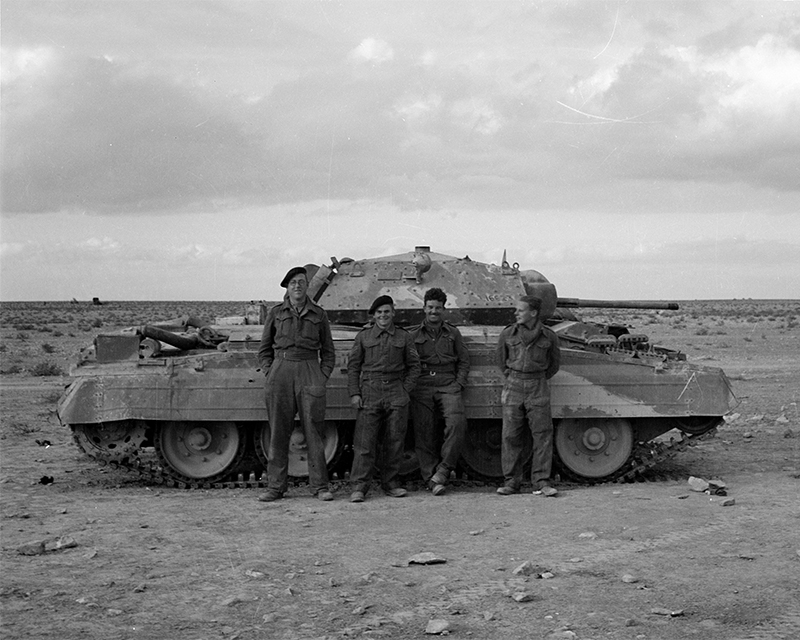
left=76, top=427, right=718, bottom=490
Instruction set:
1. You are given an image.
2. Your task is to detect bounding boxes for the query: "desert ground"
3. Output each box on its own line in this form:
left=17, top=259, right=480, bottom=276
left=1, top=299, right=798, bottom=640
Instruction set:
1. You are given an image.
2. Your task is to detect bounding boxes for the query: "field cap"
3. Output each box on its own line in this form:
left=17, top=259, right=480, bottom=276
left=369, top=295, right=394, bottom=315
left=280, top=266, right=307, bottom=288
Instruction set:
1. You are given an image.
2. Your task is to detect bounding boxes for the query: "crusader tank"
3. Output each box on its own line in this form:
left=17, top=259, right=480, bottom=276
left=58, top=246, right=738, bottom=488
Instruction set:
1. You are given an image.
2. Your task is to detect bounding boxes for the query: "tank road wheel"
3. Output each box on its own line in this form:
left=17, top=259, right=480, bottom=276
left=254, top=421, right=342, bottom=480
left=555, top=418, right=634, bottom=481
left=459, top=420, right=532, bottom=482
left=71, top=421, right=147, bottom=464
left=155, top=421, right=245, bottom=484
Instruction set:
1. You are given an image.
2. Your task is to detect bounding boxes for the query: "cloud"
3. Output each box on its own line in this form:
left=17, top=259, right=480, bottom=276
left=349, top=38, right=394, bottom=64
left=1, top=51, right=266, bottom=214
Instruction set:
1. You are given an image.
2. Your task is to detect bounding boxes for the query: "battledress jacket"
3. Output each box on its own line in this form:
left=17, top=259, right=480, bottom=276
left=495, top=321, right=560, bottom=379
left=347, top=323, right=421, bottom=396
left=257, top=297, right=336, bottom=378
left=408, top=320, right=470, bottom=387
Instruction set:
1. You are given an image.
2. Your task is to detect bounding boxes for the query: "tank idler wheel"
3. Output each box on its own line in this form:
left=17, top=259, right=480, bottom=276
left=673, top=416, right=722, bottom=435
left=156, top=421, right=245, bottom=482
left=254, top=421, right=342, bottom=480
left=554, top=418, right=634, bottom=480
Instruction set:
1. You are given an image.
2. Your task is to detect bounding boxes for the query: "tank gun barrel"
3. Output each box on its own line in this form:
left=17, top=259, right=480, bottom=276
left=557, top=298, right=679, bottom=311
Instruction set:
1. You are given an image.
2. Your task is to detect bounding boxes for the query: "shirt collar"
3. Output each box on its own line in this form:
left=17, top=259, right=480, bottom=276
left=374, top=322, right=395, bottom=336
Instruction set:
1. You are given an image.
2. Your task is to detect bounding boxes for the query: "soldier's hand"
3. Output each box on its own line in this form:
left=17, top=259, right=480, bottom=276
left=350, top=395, right=363, bottom=410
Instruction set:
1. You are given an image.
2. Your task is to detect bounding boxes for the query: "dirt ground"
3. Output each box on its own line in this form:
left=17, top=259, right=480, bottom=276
left=1, top=300, right=799, bottom=640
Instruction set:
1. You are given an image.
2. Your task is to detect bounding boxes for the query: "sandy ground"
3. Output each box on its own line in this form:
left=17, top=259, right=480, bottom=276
left=1, top=300, right=799, bottom=640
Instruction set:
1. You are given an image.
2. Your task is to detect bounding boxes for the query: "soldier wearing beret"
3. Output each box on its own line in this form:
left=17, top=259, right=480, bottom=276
left=496, top=295, right=561, bottom=497
left=257, top=266, right=336, bottom=502
left=408, top=287, right=470, bottom=496
left=347, top=295, right=421, bottom=502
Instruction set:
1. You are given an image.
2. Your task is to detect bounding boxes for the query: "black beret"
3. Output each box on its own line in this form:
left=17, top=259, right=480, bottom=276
left=369, top=295, right=394, bottom=315
left=280, top=266, right=307, bottom=288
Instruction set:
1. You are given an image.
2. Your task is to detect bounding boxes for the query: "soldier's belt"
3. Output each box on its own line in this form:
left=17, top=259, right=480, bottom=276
left=508, top=370, right=545, bottom=379
left=275, top=349, right=319, bottom=361
left=361, top=372, right=403, bottom=382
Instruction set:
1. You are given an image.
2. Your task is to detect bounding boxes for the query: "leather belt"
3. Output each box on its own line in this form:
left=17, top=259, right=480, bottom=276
left=275, top=349, right=318, bottom=361
left=508, top=370, right=545, bottom=379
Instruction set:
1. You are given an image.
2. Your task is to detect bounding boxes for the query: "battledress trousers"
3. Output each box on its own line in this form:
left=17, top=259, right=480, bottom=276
left=257, top=298, right=335, bottom=496
left=409, top=321, right=470, bottom=484
left=347, top=322, right=421, bottom=494
left=496, top=321, right=560, bottom=490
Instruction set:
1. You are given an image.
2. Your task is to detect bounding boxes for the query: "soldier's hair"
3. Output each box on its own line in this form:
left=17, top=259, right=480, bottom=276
left=424, top=287, right=447, bottom=306
left=519, top=295, right=542, bottom=311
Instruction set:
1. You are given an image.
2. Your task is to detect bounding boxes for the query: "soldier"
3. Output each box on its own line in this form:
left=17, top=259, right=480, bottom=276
left=495, top=295, right=561, bottom=497
left=408, top=288, right=470, bottom=496
left=257, top=266, right=336, bottom=502
left=347, top=295, right=421, bottom=502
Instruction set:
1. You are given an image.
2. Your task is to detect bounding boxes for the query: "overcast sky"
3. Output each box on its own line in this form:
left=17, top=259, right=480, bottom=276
left=1, top=1, right=798, bottom=303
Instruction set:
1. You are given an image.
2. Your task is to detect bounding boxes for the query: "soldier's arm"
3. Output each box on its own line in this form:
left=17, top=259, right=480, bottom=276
left=257, top=307, right=277, bottom=374
left=347, top=334, right=365, bottom=397
left=545, top=331, right=561, bottom=379
left=495, top=330, right=508, bottom=375
left=318, top=311, right=336, bottom=378
left=402, top=334, right=421, bottom=393
left=453, top=328, right=471, bottom=388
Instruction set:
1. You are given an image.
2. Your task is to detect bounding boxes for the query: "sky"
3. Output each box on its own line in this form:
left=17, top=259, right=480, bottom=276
left=1, top=0, right=799, bottom=303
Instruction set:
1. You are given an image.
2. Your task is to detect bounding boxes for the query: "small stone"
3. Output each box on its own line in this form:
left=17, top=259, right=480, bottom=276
left=625, top=618, right=638, bottom=626
left=688, top=476, right=709, bottom=492
left=540, top=572, right=555, bottom=579
left=776, top=415, right=789, bottom=424
left=245, top=569, right=265, bottom=579
left=512, top=561, right=536, bottom=576
left=468, top=529, right=484, bottom=536
left=106, top=608, right=123, bottom=616
left=511, top=591, right=535, bottom=602
left=352, top=605, right=371, bottom=615
left=482, top=612, right=494, bottom=621
left=408, top=552, right=446, bottom=565
left=650, top=607, right=684, bottom=617
left=721, top=498, right=736, bottom=507
left=544, top=626, right=577, bottom=639
left=743, top=431, right=753, bottom=439
left=262, top=613, right=278, bottom=623
left=622, top=574, right=639, bottom=583
left=17, top=540, right=45, bottom=556
left=425, top=619, right=450, bottom=634
left=578, top=532, right=597, bottom=540
left=723, top=413, right=740, bottom=423
left=676, top=494, right=689, bottom=499
left=328, top=577, right=339, bottom=587
left=566, top=557, right=583, bottom=563
left=133, top=583, right=146, bottom=593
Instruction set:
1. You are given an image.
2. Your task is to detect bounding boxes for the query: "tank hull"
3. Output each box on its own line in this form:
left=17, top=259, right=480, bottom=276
left=58, top=247, right=738, bottom=486
left=59, top=324, right=736, bottom=484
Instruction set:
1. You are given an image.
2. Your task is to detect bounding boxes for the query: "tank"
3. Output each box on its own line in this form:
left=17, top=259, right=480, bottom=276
left=57, top=246, right=738, bottom=488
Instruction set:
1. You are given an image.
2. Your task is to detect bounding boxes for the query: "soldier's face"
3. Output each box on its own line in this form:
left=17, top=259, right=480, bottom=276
left=286, top=275, right=308, bottom=304
left=514, top=301, right=538, bottom=325
left=373, top=304, right=394, bottom=329
left=424, top=299, right=445, bottom=326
